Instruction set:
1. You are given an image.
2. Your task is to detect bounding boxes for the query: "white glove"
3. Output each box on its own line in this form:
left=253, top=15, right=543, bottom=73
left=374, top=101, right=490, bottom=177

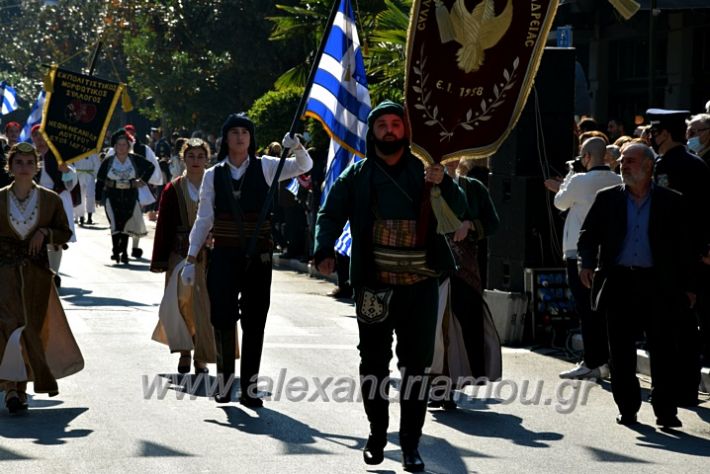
left=282, top=132, right=300, bottom=150
left=180, top=263, right=196, bottom=287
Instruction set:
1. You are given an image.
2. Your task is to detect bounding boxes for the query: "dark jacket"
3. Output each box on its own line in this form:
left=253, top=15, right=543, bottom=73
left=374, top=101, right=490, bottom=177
left=314, top=152, right=467, bottom=288
left=578, top=184, right=695, bottom=296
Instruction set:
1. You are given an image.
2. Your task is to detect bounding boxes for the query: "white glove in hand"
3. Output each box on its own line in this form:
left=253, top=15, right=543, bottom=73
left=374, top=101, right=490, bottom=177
left=282, top=132, right=300, bottom=150
left=181, top=263, right=196, bottom=287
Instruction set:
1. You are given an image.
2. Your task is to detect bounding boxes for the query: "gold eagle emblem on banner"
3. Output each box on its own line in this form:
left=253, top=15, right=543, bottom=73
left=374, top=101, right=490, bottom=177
left=435, top=0, right=514, bottom=73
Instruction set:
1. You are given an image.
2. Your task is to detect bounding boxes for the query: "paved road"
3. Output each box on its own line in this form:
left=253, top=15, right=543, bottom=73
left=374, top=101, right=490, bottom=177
left=0, top=215, right=709, bottom=473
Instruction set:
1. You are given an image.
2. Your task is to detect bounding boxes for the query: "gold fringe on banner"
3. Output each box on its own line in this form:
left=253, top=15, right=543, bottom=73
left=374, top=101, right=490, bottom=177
left=121, top=86, right=133, bottom=112
left=430, top=185, right=461, bottom=235
left=609, top=0, right=641, bottom=20
left=43, top=66, right=55, bottom=93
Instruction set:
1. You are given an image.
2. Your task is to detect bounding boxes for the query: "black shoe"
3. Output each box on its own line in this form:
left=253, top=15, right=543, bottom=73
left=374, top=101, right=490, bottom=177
left=427, top=398, right=443, bottom=409
left=442, top=399, right=458, bottom=410
left=131, top=248, right=143, bottom=259
left=54, top=275, right=61, bottom=288
left=5, top=392, right=28, bottom=415
left=194, top=362, right=209, bottom=375
left=214, top=392, right=231, bottom=403
left=328, top=286, right=353, bottom=299
left=177, top=355, right=191, bottom=374
left=121, top=252, right=129, bottom=264
left=616, top=413, right=638, bottom=426
left=86, top=214, right=93, bottom=225
left=111, top=252, right=120, bottom=263
left=239, top=395, right=264, bottom=408
left=401, top=447, right=425, bottom=472
left=363, top=433, right=387, bottom=465
left=79, top=216, right=85, bottom=226
left=656, top=415, right=682, bottom=429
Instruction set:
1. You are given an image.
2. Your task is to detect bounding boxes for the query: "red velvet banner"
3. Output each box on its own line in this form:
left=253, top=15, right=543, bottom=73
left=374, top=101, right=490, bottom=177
left=405, top=0, right=559, bottom=164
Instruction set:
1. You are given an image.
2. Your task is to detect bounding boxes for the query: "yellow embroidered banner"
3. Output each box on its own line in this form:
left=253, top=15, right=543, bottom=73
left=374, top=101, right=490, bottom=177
left=405, top=0, right=559, bottom=164
left=40, top=66, right=124, bottom=164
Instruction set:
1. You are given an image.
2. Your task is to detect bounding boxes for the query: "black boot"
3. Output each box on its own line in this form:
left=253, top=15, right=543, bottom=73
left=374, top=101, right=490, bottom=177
left=132, top=247, right=143, bottom=259
left=86, top=213, right=93, bottom=225
left=111, top=235, right=121, bottom=262
left=120, top=234, right=129, bottom=263
left=363, top=431, right=387, bottom=465
left=399, top=373, right=429, bottom=472
left=360, top=373, right=390, bottom=464
left=213, top=327, right=236, bottom=403
left=239, top=330, right=265, bottom=408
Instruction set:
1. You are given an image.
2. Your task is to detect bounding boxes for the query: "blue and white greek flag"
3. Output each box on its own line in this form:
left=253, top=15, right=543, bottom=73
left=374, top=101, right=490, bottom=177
left=1, top=81, right=19, bottom=115
left=304, top=0, right=370, bottom=257
left=20, top=90, right=46, bottom=142
left=286, top=177, right=300, bottom=197
left=303, top=0, right=371, bottom=157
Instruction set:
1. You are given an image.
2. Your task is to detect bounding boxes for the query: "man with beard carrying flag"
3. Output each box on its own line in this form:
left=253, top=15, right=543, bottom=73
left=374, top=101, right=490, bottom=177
left=315, top=101, right=467, bottom=471
left=315, top=0, right=561, bottom=469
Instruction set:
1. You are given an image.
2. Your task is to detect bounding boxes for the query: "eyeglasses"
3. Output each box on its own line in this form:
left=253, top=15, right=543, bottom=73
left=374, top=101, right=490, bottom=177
left=686, top=127, right=710, bottom=137
left=12, top=142, right=36, bottom=153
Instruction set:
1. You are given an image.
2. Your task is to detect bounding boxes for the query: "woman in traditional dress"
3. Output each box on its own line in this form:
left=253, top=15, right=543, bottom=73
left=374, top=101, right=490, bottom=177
left=150, top=139, right=224, bottom=374
left=428, top=158, right=502, bottom=409
left=95, top=129, right=155, bottom=264
left=0, top=142, right=84, bottom=415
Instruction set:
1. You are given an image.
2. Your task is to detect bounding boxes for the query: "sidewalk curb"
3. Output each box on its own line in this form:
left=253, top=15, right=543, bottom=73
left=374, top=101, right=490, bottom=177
left=637, top=349, right=710, bottom=393
left=273, top=255, right=337, bottom=284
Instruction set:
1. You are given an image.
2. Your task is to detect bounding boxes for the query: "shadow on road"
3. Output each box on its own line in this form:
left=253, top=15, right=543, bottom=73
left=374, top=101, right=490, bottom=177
left=431, top=408, right=563, bottom=448
left=0, top=406, right=92, bottom=445
left=58, top=287, right=152, bottom=307
left=627, top=422, right=710, bottom=456
left=205, top=406, right=362, bottom=455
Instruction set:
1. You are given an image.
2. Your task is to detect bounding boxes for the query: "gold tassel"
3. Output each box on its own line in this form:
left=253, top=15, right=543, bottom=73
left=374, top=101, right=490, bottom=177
left=43, top=67, right=54, bottom=94
left=609, top=0, right=641, bottom=20
left=121, top=86, right=133, bottom=112
left=430, top=185, right=461, bottom=235
left=435, top=0, right=455, bottom=44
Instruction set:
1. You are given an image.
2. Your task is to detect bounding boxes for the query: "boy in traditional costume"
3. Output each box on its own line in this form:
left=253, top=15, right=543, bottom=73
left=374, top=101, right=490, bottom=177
left=183, top=114, right=312, bottom=407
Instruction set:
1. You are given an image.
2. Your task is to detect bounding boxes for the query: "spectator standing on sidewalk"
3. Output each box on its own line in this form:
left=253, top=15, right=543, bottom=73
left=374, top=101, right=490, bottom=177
left=578, top=142, right=694, bottom=428
left=648, top=108, right=710, bottom=407
left=545, top=137, right=622, bottom=380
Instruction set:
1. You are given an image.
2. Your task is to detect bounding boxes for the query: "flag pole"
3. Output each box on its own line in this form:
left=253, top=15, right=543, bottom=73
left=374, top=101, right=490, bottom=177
left=245, top=0, right=342, bottom=261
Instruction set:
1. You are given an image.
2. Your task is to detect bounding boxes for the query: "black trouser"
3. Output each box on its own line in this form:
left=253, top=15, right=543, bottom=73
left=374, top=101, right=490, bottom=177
left=207, top=247, right=272, bottom=396
left=356, top=278, right=439, bottom=449
left=335, top=253, right=351, bottom=290
left=567, top=258, right=608, bottom=368
left=604, top=267, right=677, bottom=418
left=696, top=267, right=710, bottom=368
left=111, top=233, right=129, bottom=257
left=450, top=275, right=485, bottom=377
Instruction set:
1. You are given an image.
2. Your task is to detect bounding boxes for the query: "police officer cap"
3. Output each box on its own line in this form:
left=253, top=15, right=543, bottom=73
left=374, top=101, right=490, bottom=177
left=646, top=108, right=690, bottom=130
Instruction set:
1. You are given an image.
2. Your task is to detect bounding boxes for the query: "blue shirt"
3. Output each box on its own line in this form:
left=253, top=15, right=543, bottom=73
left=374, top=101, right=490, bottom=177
left=615, top=187, right=654, bottom=267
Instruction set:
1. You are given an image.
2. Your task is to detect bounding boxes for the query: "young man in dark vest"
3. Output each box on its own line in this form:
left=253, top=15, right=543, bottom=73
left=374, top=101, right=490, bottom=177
left=182, top=113, right=312, bottom=407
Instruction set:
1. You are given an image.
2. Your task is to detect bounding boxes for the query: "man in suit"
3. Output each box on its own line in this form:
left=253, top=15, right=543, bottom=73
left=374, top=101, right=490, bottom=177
left=578, top=143, right=695, bottom=428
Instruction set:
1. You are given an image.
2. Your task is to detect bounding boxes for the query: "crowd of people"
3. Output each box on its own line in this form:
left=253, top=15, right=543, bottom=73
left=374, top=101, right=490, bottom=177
left=1, top=99, right=709, bottom=471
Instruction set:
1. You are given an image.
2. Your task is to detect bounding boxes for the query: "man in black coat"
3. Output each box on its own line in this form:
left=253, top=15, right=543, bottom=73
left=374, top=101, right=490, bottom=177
left=578, top=143, right=695, bottom=428
left=647, top=108, right=708, bottom=405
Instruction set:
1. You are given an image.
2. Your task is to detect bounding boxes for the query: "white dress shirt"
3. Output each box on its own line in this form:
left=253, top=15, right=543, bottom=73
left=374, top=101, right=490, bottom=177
left=188, top=147, right=313, bottom=257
